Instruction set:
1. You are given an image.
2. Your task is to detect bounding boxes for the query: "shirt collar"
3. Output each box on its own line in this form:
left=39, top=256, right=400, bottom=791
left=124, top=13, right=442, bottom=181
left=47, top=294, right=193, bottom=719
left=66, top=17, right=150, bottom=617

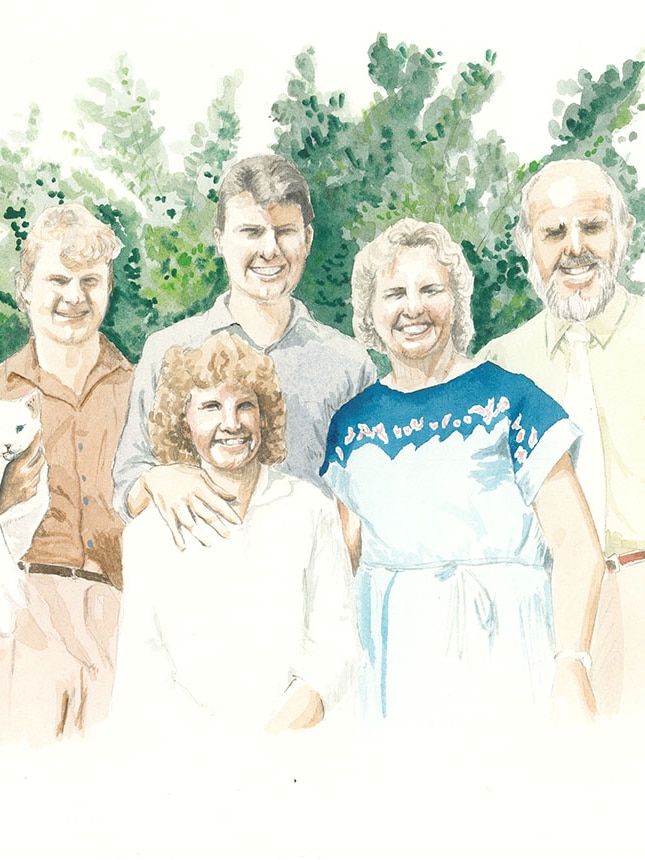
left=545, top=284, right=630, bottom=355
left=247, top=465, right=294, bottom=511
left=5, top=333, right=131, bottom=404
left=206, top=291, right=316, bottom=347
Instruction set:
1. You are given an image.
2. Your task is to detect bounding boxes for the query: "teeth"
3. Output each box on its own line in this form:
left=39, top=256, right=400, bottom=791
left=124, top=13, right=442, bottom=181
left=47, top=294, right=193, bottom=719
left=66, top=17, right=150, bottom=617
left=561, top=265, right=593, bottom=276
left=215, top=438, right=248, bottom=446
left=399, top=324, right=430, bottom=335
left=54, top=312, right=90, bottom=320
left=250, top=266, right=284, bottom=277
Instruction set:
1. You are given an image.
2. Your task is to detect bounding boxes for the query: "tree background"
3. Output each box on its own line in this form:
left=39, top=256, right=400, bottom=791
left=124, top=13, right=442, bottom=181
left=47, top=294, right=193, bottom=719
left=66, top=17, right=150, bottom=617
left=1, top=3, right=645, bottom=858
left=0, top=37, right=643, bottom=364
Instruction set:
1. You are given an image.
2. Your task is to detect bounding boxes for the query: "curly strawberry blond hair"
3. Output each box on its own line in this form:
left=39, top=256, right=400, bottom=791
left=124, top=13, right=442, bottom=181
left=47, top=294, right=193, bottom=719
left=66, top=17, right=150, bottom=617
left=149, top=332, right=287, bottom=467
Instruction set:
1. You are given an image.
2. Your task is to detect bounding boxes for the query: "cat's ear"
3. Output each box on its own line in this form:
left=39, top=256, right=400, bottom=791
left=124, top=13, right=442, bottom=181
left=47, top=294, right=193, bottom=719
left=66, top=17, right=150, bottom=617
left=22, top=389, right=41, bottom=419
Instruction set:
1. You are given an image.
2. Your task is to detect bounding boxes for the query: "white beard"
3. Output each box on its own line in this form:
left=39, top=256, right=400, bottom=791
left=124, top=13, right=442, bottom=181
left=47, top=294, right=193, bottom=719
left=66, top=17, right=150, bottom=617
left=527, top=254, right=616, bottom=322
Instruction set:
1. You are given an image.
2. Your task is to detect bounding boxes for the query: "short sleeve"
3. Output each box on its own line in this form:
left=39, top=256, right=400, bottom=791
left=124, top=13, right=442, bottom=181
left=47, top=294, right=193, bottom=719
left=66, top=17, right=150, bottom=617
left=320, top=402, right=360, bottom=511
left=503, top=370, right=581, bottom=505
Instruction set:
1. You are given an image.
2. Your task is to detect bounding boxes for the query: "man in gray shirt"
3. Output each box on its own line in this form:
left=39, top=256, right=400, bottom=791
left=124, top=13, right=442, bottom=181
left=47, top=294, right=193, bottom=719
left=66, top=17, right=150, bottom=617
left=113, top=154, right=376, bottom=547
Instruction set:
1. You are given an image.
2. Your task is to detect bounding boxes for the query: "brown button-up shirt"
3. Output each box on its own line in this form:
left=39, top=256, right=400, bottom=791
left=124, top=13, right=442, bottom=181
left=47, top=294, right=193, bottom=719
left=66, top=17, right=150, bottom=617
left=0, top=335, right=133, bottom=588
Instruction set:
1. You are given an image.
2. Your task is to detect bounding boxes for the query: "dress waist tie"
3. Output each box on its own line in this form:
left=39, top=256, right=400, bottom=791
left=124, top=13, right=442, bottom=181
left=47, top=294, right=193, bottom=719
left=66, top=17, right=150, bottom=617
left=375, top=562, right=499, bottom=718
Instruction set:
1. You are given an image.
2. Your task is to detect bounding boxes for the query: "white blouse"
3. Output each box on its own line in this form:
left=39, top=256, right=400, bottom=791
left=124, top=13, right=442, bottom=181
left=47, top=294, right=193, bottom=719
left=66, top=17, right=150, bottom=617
left=113, top=466, right=359, bottom=731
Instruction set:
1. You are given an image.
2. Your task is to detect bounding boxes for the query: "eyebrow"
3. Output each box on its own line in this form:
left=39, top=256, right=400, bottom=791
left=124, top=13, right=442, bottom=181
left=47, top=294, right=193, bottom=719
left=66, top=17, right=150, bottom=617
left=235, top=222, right=300, bottom=230
left=578, top=216, right=608, bottom=225
left=47, top=270, right=104, bottom=277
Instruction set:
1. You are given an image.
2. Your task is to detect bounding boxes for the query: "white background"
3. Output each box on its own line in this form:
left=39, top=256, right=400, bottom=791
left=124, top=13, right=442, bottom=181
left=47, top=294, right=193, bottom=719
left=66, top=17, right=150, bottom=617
left=2, top=2, right=645, bottom=857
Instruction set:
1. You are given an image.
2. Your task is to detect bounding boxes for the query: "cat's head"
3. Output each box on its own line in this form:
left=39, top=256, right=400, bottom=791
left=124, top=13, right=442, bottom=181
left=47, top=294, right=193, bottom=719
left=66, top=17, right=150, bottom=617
left=0, top=390, right=41, bottom=461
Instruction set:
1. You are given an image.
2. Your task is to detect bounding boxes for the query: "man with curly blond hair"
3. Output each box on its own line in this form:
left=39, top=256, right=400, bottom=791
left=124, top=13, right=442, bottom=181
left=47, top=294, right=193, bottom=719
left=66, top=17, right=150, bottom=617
left=113, top=333, right=358, bottom=733
left=0, top=203, right=133, bottom=742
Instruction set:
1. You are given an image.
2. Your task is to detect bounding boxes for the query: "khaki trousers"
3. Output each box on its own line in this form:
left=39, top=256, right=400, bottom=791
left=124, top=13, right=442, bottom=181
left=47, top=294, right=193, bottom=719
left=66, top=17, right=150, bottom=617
left=0, top=572, right=121, bottom=745
left=591, top=559, right=645, bottom=715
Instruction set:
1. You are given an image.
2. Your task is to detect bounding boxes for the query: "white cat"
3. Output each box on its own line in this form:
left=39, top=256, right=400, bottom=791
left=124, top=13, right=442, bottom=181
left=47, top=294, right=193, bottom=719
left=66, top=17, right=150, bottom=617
left=0, top=390, right=49, bottom=635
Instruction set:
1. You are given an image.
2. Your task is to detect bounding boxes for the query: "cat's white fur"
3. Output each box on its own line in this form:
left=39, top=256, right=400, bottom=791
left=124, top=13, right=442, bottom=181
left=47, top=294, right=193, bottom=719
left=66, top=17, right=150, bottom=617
left=0, top=390, right=49, bottom=635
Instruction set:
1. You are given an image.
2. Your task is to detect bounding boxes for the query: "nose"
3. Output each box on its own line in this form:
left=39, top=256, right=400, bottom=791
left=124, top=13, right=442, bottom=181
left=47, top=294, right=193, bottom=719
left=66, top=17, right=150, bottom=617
left=259, top=228, right=280, bottom=258
left=568, top=222, right=584, bottom=257
left=61, top=277, right=85, bottom=305
left=220, top=401, right=241, bottom=432
left=403, top=288, right=423, bottom=317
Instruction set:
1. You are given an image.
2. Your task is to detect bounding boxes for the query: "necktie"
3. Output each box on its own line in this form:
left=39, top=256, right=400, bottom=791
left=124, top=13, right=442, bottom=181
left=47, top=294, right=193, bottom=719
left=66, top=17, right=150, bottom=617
left=563, top=324, right=606, bottom=548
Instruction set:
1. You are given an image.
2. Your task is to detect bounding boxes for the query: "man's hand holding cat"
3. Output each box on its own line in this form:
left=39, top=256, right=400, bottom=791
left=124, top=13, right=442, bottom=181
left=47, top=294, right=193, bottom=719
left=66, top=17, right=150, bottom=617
left=0, top=431, right=46, bottom=516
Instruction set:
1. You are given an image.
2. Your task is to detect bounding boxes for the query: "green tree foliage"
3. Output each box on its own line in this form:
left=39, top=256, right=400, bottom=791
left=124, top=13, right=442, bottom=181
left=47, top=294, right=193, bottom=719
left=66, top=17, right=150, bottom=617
left=72, top=55, right=241, bottom=326
left=0, top=106, right=157, bottom=362
left=0, top=56, right=241, bottom=363
left=271, top=37, right=645, bottom=353
left=0, top=43, right=642, bottom=366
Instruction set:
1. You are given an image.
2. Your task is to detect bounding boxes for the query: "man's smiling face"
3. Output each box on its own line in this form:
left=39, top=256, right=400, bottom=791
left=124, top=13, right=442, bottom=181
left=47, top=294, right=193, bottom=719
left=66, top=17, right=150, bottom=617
left=22, top=239, right=111, bottom=345
left=215, top=192, right=313, bottom=304
left=526, top=162, right=622, bottom=320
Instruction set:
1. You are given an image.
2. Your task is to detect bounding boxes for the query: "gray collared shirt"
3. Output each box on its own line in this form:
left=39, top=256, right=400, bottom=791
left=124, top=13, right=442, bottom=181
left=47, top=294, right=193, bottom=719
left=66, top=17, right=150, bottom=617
left=113, top=291, right=377, bottom=518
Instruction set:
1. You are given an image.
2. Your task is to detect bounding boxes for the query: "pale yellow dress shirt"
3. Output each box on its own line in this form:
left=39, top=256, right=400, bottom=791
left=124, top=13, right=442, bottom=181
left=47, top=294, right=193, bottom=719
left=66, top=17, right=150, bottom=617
left=481, top=285, right=645, bottom=557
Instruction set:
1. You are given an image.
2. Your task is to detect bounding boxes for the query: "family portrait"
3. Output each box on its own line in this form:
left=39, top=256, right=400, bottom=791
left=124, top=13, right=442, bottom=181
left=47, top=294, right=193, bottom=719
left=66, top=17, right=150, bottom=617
left=0, top=1, right=644, bottom=856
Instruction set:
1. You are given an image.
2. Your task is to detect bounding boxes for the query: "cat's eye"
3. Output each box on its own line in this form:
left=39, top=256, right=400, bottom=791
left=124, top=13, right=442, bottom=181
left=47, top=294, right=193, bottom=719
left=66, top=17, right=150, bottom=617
left=16, top=425, right=25, bottom=433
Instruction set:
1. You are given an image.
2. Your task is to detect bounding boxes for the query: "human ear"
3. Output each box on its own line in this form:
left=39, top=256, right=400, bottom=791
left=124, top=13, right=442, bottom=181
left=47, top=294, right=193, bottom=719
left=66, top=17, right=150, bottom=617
left=15, top=273, right=30, bottom=312
left=304, top=224, right=314, bottom=254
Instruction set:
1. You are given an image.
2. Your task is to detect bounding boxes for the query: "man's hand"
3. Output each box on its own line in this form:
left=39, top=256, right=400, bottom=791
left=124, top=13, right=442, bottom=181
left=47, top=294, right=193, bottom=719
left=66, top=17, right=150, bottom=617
left=128, top=463, right=241, bottom=549
left=551, top=657, right=597, bottom=724
left=265, top=684, right=324, bottom=733
left=0, top=432, right=45, bottom=516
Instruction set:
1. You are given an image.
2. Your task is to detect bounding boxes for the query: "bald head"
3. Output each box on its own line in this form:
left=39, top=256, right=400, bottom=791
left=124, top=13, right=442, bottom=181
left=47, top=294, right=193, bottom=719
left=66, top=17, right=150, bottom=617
left=515, top=159, right=635, bottom=321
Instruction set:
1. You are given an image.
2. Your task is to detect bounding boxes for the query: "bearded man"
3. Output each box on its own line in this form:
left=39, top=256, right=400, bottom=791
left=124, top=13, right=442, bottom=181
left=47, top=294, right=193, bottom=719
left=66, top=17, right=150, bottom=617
left=481, top=158, right=645, bottom=715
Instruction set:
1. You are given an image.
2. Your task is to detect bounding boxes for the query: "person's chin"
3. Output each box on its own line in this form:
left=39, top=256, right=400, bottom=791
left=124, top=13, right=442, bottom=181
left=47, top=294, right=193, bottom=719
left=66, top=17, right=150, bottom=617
left=397, top=328, right=441, bottom=353
left=248, top=279, right=293, bottom=302
left=555, top=275, right=601, bottom=301
left=45, top=326, right=92, bottom=345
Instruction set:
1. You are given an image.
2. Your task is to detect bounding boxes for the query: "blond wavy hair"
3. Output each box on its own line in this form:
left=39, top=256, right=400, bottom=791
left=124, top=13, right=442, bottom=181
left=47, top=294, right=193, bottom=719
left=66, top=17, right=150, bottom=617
left=150, top=332, right=287, bottom=467
left=351, top=218, right=475, bottom=354
left=16, top=203, right=123, bottom=311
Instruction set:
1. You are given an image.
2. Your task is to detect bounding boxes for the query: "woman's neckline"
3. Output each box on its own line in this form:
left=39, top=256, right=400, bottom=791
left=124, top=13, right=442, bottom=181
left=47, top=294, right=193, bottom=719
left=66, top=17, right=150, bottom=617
left=377, top=358, right=485, bottom=393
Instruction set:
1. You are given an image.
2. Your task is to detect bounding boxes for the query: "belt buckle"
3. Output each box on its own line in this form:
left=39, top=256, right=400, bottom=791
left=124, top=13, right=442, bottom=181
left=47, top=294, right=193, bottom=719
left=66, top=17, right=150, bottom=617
left=606, top=554, right=621, bottom=573
left=70, top=567, right=79, bottom=580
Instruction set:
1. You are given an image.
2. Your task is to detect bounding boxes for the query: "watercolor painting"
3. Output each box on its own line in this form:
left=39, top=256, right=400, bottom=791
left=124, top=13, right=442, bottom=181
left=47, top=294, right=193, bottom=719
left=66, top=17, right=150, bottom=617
left=0, top=1, right=644, bottom=857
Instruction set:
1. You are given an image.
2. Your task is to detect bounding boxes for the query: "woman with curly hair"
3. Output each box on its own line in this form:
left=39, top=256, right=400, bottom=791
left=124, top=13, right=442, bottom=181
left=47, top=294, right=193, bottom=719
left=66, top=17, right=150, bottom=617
left=114, top=332, right=358, bottom=733
left=321, top=219, right=604, bottom=724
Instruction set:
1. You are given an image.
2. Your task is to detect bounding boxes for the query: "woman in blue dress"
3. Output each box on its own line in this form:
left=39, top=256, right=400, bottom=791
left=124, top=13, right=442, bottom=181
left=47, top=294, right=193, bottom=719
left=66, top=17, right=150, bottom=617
left=321, top=219, right=605, bottom=724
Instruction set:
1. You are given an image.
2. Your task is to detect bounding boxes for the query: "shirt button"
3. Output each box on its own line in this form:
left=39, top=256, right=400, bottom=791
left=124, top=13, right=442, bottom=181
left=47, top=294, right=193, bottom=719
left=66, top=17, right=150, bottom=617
left=83, top=496, right=89, bottom=506
left=87, top=540, right=94, bottom=549
left=82, top=475, right=87, bottom=482
left=78, top=443, right=83, bottom=451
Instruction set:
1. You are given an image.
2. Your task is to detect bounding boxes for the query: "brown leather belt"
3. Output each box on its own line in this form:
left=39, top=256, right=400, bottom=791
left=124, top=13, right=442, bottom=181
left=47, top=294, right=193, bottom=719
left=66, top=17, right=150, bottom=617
left=606, top=551, right=645, bottom=573
left=18, top=562, right=112, bottom=586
